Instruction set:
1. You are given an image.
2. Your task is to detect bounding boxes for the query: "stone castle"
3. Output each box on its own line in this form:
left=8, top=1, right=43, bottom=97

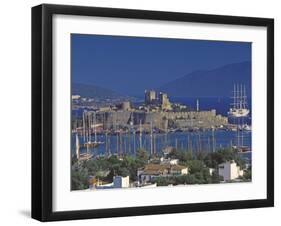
left=92, top=90, right=228, bottom=131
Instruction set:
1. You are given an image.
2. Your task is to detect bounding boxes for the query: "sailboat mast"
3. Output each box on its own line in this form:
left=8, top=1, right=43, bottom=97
left=241, top=117, right=244, bottom=146
left=120, top=131, right=123, bottom=156
left=236, top=84, right=238, bottom=109
left=86, top=113, right=89, bottom=142
left=208, top=136, right=211, bottom=152
left=237, top=118, right=240, bottom=148
left=240, top=84, right=242, bottom=109
left=76, top=133, right=80, bottom=160
left=82, top=112, right=86, bottom=142
left=124, top=133, right=127, bottom=155
left=116, top=130, right=119, bottom=157
left=212, top=127, right=216, bottom=152
left=89, top=113, right=91, bottom=142
left=128, top=128, right=131, bottom=155
left=85, top=113, right=89, bottom=142
left=105, top=132, right=108, bottom=155
left=154, top=134, right=156, bottom=155
left=139, top=120, right=142, bottom=149
left=108, top=138, right=111, bottom=155
left=129, top=113, right=133, bottom=155
left=187, top=134, right=190, bottom=152
left=86, top=114, right=89, bottom=154
left=243, top=85, right=247, bottom=109
left=150, top=121, right=153, bottom=155
left=94, top=112, right=97, bottom=142
left=133, top=130, right=136, bottom=154
left=234, top=84, right=236, bottom=109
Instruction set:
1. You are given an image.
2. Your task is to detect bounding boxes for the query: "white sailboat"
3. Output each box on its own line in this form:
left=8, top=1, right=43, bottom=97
left=228, top=84, right=250, bottom=118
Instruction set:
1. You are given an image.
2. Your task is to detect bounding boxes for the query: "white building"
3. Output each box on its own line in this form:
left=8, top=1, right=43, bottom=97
left=218, top=161, right=244, bottom=181
left=93, top=176, right=130, bottom=189
left=160, top=157, right=179, bottom=165
left=113, top=176, right=130, bottom=188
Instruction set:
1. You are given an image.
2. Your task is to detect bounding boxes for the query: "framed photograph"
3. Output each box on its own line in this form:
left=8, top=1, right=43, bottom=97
left=32, top=4, right=274, bottom=221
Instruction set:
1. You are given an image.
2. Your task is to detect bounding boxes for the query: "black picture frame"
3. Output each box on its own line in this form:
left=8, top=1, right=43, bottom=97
left=32, top=4, right=274, bottom=222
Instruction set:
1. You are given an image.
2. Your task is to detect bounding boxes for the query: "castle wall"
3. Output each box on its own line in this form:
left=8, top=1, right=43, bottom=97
left=96, top=109, right=228, bottom=130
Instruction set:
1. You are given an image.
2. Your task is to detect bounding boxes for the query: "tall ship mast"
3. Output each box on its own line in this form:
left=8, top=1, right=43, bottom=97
left=228, top=84, right=250, bottom=118
left=82, top=111, right=104, bottom=149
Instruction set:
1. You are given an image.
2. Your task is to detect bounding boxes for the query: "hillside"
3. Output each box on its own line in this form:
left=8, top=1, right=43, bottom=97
left=158, top=61, right=251, bottom=98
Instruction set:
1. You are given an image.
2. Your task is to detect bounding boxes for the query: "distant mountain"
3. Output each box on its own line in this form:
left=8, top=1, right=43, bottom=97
left=158, top=61, right=251, bottom=98
left=72, top=83, right=127, bottom=99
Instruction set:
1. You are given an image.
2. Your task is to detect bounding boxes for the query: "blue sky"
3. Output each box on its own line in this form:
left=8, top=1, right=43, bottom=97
left=71, top=34, right=251, bottom=96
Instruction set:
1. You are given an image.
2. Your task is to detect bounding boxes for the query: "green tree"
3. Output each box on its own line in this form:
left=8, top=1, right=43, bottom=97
left=71, top=165, right=89, bottom=190
left=210, top=170, right=222, bottom=183
left=187, top=160, right=205, bottom=174
left=241, top=167, right=251, bottom=181
left=203, top=148, right=245, bottom=169
left=136, top=149, right=149, bottom=168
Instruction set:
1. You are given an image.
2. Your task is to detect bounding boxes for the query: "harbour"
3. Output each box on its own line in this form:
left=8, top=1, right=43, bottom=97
left=71, top=87, right=252, bottom=167
left=72, top=129, right=252, bottom=161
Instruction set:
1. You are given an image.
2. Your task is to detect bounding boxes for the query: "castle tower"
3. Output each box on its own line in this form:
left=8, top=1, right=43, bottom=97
left=145, top=90, right=156, bottom=105
left=159, top=92, right=172, bottom=110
